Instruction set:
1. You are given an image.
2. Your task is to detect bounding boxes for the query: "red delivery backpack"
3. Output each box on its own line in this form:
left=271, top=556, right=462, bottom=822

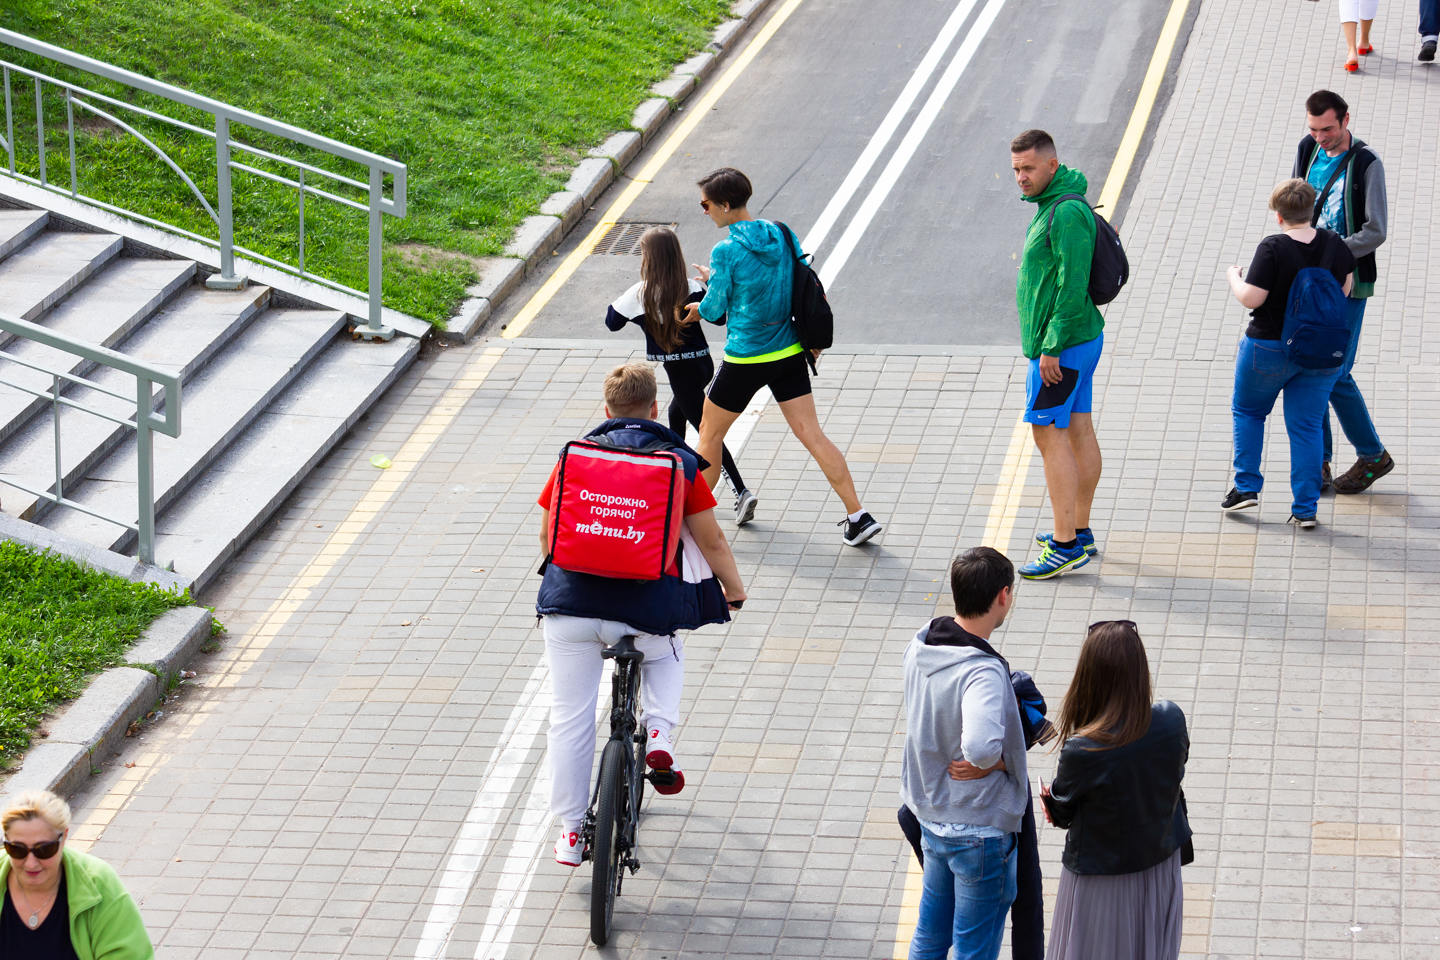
left=547, top=438, right=686, bottom=580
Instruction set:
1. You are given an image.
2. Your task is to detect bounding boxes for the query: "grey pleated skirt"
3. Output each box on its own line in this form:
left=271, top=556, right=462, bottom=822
left=1046, top=848, right=1183, bottom=960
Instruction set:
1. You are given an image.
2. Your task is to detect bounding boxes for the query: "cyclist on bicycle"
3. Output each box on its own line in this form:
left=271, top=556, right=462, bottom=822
left=536, top=362, right=746, bottom=866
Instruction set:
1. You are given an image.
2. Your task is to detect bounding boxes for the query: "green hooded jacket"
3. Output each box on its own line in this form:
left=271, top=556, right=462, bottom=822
left=1016, top=165, right=1105, bottom=358
left=1, top=847, right=153, bottom=960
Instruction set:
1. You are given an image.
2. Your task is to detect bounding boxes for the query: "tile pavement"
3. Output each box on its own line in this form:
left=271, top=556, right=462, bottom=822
left=51, top=1, right=1440, bottom=959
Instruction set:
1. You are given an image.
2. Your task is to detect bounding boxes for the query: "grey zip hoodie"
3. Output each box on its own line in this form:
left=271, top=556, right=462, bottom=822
left=899, top=617, right=1029, bottom=833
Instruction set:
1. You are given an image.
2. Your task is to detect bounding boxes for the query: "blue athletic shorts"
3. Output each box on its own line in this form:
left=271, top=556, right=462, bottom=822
left=1024, top=333, right=1103, bottom=428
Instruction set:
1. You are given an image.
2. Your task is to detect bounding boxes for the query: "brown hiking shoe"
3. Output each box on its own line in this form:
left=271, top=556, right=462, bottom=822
left=1332, top=450, right=1394, bottom=494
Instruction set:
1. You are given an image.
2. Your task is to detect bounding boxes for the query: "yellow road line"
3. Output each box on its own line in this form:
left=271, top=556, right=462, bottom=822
left=890, top=0, right=1192, bottom=953
left=1095, top=0, right=1194, bottom=215
left=73, top=347, right=507, bottom=841
left=501, top=0, right=809, bottom=339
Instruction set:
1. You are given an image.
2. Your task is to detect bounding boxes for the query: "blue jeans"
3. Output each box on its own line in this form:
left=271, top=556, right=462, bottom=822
left=910, top=827, right=1017, bottom=960
left=1421, top=0, right=1438, bottom=37
left=1232, top=337, right=1342, bottom=518
left=1322, top=297, right=1384, bottom=463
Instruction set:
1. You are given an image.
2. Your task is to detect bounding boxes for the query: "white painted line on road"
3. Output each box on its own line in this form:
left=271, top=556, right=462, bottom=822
left=804, top=0, right=983, bottom=256
left=413, top=665, right=549, bottom=960
left=818, top=0, right=1008, bottom=289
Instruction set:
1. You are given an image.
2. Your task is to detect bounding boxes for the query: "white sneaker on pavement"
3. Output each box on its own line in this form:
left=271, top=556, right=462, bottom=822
left=554, top=827, right=583, bottom=867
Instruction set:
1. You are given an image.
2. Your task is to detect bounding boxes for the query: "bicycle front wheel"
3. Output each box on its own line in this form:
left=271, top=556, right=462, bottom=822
left=590, top=738, right=628, bottom=946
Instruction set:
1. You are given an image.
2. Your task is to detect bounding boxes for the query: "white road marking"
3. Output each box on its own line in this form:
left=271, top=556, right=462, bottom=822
left=818, top=0, right=1010, bottom=289
left=803, top=0, right=984, bottom=256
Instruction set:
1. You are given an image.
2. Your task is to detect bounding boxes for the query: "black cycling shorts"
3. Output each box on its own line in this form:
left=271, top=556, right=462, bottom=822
left=707, top=351, right=811, bottom=413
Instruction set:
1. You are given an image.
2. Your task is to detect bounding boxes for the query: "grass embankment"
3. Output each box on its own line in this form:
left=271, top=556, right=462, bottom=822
left=3, top=0, right=731, bottom=324
left=0, top=540, right=188, bottom=769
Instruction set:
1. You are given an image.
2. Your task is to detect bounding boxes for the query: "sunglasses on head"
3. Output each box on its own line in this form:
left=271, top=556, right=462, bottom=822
left=1088, top=619, right=1137, bottom=632
left=4, top=838, right=62, bottom=861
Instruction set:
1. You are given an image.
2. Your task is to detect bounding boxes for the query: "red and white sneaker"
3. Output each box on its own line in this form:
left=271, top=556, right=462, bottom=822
left=645, top=728, right=685, bottom=796
left=554, top=828, right=583, bottom=867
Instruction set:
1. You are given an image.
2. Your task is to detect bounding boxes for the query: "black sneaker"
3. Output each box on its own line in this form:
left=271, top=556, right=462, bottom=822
left=1420, top=38, right=1437, bottom=61
left=1221, top=488, right=1259, bottom=511
left=839, top=512, right=882, bottom=546
left=1288, top=514, right=1317, bottom=529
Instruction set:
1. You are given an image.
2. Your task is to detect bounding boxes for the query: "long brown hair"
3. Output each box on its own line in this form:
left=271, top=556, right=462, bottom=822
left=1054, top=621, right=1153, bottom=749
left=638, top=227, right=689, bottom=353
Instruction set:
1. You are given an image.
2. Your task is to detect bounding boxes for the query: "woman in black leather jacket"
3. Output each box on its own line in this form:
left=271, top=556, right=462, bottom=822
left=1040, top=621, right=1192, bottom=960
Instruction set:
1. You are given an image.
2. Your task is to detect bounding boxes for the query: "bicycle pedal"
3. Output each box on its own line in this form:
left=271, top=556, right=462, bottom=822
left=646, top=768, right=685, bottom=795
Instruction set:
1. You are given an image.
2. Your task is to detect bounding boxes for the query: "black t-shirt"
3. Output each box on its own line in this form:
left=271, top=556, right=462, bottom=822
left=604, top=281, right=711, bottom=362
left=1, top=872, right=80, bottom=960
left=1243, top=230, right=1355, bottom=339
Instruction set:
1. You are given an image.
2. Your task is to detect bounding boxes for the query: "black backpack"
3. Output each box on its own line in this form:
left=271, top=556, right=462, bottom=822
left=776, top=221, right=833, bottom=372
left=1045, top=194, right=1129, bottom=306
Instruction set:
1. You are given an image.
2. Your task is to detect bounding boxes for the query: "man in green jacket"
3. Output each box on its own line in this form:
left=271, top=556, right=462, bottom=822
left=1010, top=129, right=1104, bottom=580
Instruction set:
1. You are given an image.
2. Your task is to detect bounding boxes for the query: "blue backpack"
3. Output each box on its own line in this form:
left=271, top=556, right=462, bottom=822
left=1282, top=266, right=1350, bottom=369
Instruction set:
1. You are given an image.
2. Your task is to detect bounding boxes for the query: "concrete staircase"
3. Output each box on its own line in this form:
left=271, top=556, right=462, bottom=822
left=0, top=199, right=422, bottom=593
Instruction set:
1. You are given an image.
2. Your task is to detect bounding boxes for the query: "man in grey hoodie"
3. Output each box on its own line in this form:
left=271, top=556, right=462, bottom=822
left=901, top=546, right=1028, bottom=960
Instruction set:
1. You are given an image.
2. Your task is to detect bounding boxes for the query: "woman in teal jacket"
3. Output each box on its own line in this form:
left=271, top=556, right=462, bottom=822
left=684, top=166, right=883, bottom=546
left=3, top=789, right=153, bottom=959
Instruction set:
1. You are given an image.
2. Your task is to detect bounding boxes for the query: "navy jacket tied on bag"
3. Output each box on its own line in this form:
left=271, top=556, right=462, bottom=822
left=536, top=418, right=729, bottom=636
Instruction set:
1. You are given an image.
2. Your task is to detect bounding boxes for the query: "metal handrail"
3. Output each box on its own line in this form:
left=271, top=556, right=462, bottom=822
left=0, top=28, right=407, bottom=340
left=0, top=310, right=180, bottom=566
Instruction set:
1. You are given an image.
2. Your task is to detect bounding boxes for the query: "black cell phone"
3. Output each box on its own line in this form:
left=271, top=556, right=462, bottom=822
left=728, top=599, right=744, bottom=610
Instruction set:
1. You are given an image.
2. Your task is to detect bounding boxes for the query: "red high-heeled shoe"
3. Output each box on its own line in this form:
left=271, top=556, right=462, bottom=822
left=1359, top=44, right=1374, bottom=55
left=1345, top=58, right=1360, bottom=72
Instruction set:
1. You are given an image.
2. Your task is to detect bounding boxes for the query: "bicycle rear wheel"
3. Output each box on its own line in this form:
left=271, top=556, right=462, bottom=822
left=590, top=738, right=628, bottom=946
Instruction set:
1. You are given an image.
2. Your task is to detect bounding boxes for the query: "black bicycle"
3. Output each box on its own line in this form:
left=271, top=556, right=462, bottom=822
left=583, top=635, right=678, bottom=946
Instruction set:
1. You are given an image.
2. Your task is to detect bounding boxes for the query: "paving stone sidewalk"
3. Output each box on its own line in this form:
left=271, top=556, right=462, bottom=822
left=50, top=1, right=1440, bottom=959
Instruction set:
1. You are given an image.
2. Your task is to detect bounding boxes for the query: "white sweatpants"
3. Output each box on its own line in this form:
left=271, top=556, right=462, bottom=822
left=1338, top=0, right=1378, bottom=22
left=542, top=614, right=684, bottom=830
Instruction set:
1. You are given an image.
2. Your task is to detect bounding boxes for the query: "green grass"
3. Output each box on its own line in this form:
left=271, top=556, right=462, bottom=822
left=0, top=540, right=189, bottom=769
left=2, top=0, right=731, bottom=325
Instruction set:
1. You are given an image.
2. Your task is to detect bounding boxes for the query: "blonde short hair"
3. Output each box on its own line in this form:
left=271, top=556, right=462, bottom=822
left=2, top=790, right=72, bottom=836
left=603, top=362, right=657, bottom=417
left=1270, top=178, right=1317, bottom=225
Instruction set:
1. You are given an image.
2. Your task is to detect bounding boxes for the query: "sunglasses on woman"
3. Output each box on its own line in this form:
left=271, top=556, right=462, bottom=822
left=1088, top=619, right=1137, bottom=632
left=699, top=199, right=712, bottom=212
left=4, top=838, right=62, bottom=860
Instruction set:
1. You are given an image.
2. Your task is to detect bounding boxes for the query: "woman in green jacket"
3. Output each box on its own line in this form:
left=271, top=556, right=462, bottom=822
left=3, top=789, right=153, bottom=959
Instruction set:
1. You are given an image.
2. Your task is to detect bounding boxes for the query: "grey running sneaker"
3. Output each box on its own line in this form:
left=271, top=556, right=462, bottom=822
left=1221, top=488, right=1259, bottom=511
left=734, top=489, right=758, bottom=526
left=839, top=512, right=882, bottom=546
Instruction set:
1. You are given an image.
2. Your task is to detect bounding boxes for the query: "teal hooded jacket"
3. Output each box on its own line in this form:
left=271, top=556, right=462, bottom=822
left=697, top=219, right=801, bottom=363
left=1016, top=165, right=1105, bottom=358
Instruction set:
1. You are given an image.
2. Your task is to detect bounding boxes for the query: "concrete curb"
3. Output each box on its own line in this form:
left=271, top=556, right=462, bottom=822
left=0, top=605, right=213, bottom=799
left=441, top=0, right=777, bottom=343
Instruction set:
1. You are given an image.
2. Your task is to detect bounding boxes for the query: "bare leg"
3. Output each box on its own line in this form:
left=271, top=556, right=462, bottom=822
left=1065, top=412, right=1102, bottom=532
left=1359, top=19, right=1373, bottom=50
left=1032, top=423, right=1079, bottom=543
left=1342, top=20, right=1359, bottom=62
left=696, top=399, right=742, bottom=492
left=777, top=393, right=862, bottom=514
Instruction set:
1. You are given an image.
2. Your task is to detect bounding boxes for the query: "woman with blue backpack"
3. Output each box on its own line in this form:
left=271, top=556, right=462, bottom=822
left=1223, top=178, right=1355, bottom=528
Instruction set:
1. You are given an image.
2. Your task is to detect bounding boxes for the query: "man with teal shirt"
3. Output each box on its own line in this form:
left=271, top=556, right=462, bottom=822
left=1010, top=130, right=1104, bottom=581
left=1292, top=90, right=1395, bottom=495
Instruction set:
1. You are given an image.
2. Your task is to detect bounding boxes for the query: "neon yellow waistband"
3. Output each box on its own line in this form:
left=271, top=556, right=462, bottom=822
left=723, top=342, right=803, bottom=364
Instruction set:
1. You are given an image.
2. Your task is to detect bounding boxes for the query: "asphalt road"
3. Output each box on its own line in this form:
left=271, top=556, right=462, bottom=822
left=499, top=0, right=1180, bottom=348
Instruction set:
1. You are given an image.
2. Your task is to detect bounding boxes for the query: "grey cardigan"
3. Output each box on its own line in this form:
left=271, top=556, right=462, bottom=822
left=899, top=618, right=1029, bottom=833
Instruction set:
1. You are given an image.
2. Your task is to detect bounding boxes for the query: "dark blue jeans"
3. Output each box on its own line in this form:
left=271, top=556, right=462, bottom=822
left=1322, top=297, right=1384, bottom=463
left=1421, top=0, right=1438, bottom=37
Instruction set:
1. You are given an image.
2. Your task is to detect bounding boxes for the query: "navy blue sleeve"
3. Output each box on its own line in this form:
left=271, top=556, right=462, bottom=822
left=604, top=306, right=630, bottom=332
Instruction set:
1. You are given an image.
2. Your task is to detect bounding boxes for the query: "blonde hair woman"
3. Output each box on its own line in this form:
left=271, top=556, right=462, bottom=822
left=3, top=790, right=152, bottom=958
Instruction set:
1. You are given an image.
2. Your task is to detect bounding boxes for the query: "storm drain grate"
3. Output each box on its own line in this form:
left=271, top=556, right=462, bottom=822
left=593, top=221, right=676, bottom=255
